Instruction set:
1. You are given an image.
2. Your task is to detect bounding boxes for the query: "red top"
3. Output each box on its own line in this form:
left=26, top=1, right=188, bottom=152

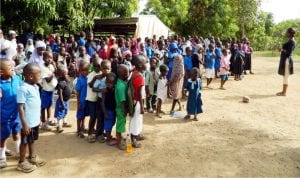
left=132, top=70, right=144, bottom=101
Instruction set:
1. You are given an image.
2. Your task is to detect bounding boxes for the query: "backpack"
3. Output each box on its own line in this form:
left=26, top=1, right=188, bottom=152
left=126, top=72, right=142, bottom=117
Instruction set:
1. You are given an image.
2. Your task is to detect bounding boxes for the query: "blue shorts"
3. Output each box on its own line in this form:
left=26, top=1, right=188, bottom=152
left=86, top=101, right=97, bottom=120
left=41, top=90, right=54, bottom=109
left=76, top=100, right=88, bottom=120
left=220, top=74, right=228, bottom=81
left=103, top=109, right=116, bottom=132
left=54, top=100, right=69, bottom=120
left=1, top=119, right=21, bottom=140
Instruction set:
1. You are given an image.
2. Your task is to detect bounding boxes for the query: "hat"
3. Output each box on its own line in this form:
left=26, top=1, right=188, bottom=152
left=9, top=30, right=16, bottom=35
left=35, top=40, right=46, bottom=49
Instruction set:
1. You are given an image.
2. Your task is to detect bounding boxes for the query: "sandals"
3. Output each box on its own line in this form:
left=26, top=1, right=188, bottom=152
left=106, top=139, right=117, bottom=146
left=48, top=120, right=57, bottom=126
left=88, top=135, right=96, bottom=143
left=63, top=122, right=72, bottom=127
left=137, top=134, right=145, bottom=141
left=132, top=139, right=142, bottom=148
left=97, top=135, right=106, bottom=143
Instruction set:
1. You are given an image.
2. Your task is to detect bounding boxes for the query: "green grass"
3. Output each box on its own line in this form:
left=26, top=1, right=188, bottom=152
left=254, top=49, right=300, bottom=58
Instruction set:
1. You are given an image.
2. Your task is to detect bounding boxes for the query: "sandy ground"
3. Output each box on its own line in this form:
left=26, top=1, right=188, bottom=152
left=1, top=56, right=300, bottom=177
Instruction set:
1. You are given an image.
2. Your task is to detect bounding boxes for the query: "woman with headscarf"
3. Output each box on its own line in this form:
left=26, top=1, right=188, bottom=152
left=28, top=40, right=46, bottom=67
left=167, top=42, right=181, bottom=80
left=168, top=55, right=185, bottom=115
left=276, top=28, right=296, bottom=96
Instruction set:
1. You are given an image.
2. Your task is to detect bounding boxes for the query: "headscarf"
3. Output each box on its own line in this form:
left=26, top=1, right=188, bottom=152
left=122, top=50, right=132, bottom=59
left=29, top=40, right=46, bottom=66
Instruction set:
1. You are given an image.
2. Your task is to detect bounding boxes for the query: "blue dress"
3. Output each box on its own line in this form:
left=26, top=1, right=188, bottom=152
left=185, top=78, right=203, bottom=115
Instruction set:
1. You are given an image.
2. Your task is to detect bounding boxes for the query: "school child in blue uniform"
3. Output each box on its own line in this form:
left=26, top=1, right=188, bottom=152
left=184, top=68, right=203, bottom=121
left=75, top=61, right=89, bottom=138
left=0, top=59, right=22, bottom=169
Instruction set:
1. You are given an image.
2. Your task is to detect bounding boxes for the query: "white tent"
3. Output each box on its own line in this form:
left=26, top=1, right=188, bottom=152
left=135, top=15, right=171, bottom=40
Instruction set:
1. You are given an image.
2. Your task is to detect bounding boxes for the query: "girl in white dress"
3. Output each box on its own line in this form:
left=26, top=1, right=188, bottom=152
left=156, top=64, right=169, bottom=118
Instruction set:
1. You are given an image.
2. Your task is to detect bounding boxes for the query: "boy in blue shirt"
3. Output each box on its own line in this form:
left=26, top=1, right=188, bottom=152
left=0, top=59, right=22, bottom=169
left=205, top=44, right=216, bottom=88
left=75, top=61, right=89, bottom=138
left=145, top=39, right=154, bottom=60
left=17, top=63, right=46, bottom=173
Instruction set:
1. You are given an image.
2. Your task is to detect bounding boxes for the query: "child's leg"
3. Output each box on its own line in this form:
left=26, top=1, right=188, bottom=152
left=12, top=134, right=20, bottom=154
left=0, top=140, right=6, bottom=163
left=156, top=99, right=162, bottom=117
left=28, top=143, right=35, bottom=158
left=41, top=109, right=46, bottom=125
left=151, top=95, right=157, bottom=110
left=206, top=78, right=210, bottom=86
left=193, top=114, right=198, bottom=121
left=146, top=95, right=151, bottom=111
left=116, top=132, right=123, bottom=149
left=46, top=106, right=51, bottom=123
left=170, top=99, right=177, bottom=113
left=19, top=143, right=27, bottom=162
left=177, top=99, right=182, bottom=111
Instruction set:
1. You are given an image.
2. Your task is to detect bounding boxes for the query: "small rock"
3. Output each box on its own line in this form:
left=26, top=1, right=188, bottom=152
left=243, top=96, right=250, bottom=103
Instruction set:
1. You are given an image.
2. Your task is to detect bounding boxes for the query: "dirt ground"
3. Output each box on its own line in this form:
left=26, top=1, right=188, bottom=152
left=2, top=56, right=300, bottom=177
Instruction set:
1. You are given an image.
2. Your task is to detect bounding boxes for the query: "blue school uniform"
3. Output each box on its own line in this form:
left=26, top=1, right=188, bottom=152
left=0, top=75, right=22, bottom=140
left=185, top=78, right=203, bottom=115
left=54, top=79, right=71, bottom=120
left=205, top=51, right=216, bottom=69
left=41, top=90, right=54, bottom=109
left=184, top=55, right=193, bottom=72
left=145, top=45, right=153, bottom=59
left=215, top=47, right=222, bottom=71
left=75, top=75, right=88, bottom=119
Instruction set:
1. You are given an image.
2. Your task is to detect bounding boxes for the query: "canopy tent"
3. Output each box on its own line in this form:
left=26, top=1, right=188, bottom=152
left=94, top=15, right=171, bottom=39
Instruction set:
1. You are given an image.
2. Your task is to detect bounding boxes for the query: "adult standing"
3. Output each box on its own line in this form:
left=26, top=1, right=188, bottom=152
left=276, top=28, right=296, bottom=96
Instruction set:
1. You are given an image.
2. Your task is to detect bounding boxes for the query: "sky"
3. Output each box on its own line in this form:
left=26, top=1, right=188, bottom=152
left=260, top=0, right=300, bottom=23
left=137, top=0, right=300, bottom=24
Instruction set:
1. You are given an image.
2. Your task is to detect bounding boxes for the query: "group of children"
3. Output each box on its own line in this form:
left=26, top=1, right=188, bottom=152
left=0, top=30, right=254, bottom=173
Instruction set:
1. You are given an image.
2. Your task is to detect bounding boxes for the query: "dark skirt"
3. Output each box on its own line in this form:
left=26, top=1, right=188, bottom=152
left=244, top=53, right=251, bottom=70
left=278, top=55, right=294, bottom=76
left=232, top=57, right=243, bottom=75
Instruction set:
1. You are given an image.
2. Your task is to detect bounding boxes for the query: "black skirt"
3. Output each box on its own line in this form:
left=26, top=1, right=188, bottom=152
left=244, top=53, right=251, bottom=70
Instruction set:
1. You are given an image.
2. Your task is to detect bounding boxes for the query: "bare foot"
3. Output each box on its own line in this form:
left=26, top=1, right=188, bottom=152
left=276, top=92, right=286, bottom=96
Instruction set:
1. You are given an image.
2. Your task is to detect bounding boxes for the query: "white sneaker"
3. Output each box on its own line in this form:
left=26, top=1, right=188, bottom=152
left=0, top=159, right=7, bottom=169
left=16, top=160, right=37, bottom=173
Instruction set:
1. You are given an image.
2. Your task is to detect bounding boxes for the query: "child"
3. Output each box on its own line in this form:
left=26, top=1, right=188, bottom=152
left=0, top=59, right=22, bottom=169
left=115, top=64, right=129, bottom=150
left=17, top=63, right=46, bottom=173
left=232, top=43, right=245, bottom=81
left=218, top=49, right=231, bottom=89
left=40, top=51, right=57, bottom=130
left=122, top=50, right=133, bottom=72
left=75, top=61, right=89, bottom=138
left=54, top=66, right=72, bottom=133
left=156, top=64, right=169, bottom=118
left=86, top=57, right=102, bottom=142
left=205, top=44, right=216, bottom=88
left=145, top=57, right=159, bottom=113
left=93, top=60, right=111, bottom=143
left=184, top=68, right=203, bottom=121
left=184, top=47, right=193, bottom=97
left=130, top=55, right=147, bottom=148
left=101, top=73, right=117, bottom=146
left=169, top=55, right=185, bottom=115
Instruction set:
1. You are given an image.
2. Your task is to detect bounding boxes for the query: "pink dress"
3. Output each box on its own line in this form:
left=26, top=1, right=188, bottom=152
left=218, top=55, right=231, bottom=75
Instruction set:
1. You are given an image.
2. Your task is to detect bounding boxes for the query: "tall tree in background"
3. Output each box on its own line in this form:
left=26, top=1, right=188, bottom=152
left=142, top=0, right=190, bottom=33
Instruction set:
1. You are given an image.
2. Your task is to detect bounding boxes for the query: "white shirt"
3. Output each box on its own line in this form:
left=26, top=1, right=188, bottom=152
left=40, top=64, right=57, bottom=91
left=86, top=71, right=100, bottom=102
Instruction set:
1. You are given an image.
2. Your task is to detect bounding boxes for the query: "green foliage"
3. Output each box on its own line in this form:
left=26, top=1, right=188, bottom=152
left=1, top=0, right=138, bottom=34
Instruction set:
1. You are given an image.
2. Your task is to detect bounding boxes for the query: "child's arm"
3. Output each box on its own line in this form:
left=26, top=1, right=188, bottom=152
left=76, top=91, right=81, bottom=109
left=58, top=87, right=65, bottom=109
left=88, top=74, right=101, bottom=88
left=45, top=74, right=54, bottom=83
left=138, top=86, right=144, bottom=114
left=18, top=104, right=30, bottom=135
left=101, top=91, right=108, bottom=119
left=120, top=101, right=126, bottom=116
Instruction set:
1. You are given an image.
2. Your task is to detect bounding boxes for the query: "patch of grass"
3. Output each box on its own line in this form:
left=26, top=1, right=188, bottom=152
left=254, top=48, right=300, bottom=58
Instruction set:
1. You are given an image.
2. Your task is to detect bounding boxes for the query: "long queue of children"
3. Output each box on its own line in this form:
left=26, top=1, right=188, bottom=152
left=0, top=30, right=253, bottom=173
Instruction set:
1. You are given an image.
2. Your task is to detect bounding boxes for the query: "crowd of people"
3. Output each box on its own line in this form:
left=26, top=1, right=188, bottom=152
left=0, top=29, right=255, bottom=173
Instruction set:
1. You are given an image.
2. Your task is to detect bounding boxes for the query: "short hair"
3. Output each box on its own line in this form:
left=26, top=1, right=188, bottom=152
left=133, top=55, right=146, bottom=67
left=0, top=59, right=11, bottom=69
left=57, top=65, right=68, bottom=74
left=101, top=60, right=111, bottom=68
left=117, top=64, right=128, bottom=77
left=23, top=63, right=40, bottom=76
left=106, top=72, right=116, bottom=83
left=287, top=27, right=296, bottom=37
left=159, top=64, right=169, bottom=73
left=78, top=60, right=89, bottom=70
